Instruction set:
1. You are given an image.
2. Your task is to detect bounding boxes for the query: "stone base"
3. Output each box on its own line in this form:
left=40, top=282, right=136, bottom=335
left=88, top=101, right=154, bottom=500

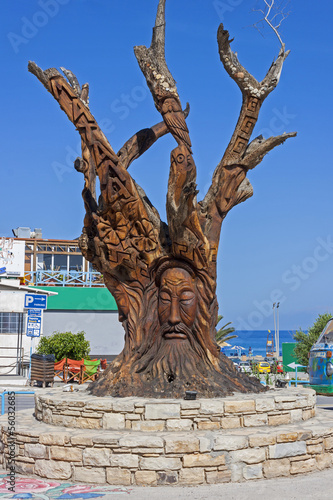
left=1, top=388, right=333, bottom=486
left=34, top=387, right=316, bottom=431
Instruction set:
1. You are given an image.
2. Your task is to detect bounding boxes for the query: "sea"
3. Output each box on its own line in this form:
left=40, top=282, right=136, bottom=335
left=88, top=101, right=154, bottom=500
left=222, top=330, right=297, bottom=358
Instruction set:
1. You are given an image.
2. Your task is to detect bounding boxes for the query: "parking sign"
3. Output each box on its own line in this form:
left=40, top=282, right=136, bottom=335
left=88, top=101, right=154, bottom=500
left=26, top=309, right=42, bottom=338
left=24, top=294, right=47, bottom=309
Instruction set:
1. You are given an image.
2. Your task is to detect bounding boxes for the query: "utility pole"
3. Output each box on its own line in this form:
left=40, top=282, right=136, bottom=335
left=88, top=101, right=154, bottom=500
left=273, top=303, right=277, bottom=357
left=276, top=302, right=280, bottom=359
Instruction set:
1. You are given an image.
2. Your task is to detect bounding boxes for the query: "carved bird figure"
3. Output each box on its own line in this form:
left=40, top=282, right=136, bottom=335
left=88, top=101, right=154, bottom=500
left=161, top=97, right=192, bottom=154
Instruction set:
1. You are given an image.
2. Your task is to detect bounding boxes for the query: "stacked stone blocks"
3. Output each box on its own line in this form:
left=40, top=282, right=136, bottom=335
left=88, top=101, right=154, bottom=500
left=1, top=388, right=332, bottom=485
left=34, top=390, right=316, bottom=431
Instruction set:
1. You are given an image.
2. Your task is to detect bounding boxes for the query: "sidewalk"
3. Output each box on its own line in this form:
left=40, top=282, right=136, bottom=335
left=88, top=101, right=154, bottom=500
left=0, top=468, right=332, bottom=499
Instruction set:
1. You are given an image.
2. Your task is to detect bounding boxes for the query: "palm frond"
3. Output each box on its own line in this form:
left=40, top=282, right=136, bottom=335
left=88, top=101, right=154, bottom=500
left=215, top=315, right=236, bottom=344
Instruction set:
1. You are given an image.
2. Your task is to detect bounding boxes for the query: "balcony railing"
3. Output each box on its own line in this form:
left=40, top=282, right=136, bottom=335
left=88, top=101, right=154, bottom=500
left=24, top=270, right=104, bottom=287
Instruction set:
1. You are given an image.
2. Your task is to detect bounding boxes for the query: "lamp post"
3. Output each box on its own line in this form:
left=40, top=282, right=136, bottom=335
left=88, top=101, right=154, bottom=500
left=276, top=302, right=280, bottom=358
left=273, top=303, right=277, bottom=357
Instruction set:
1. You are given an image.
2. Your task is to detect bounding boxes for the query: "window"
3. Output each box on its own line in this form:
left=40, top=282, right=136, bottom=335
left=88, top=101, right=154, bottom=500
left=42, top=254, right=52, bottom=270
left=0, top=313, right=25, bottom=334
left=69, top=255, right=83, bottom=271
left=54, top=255, right=67, bottom=271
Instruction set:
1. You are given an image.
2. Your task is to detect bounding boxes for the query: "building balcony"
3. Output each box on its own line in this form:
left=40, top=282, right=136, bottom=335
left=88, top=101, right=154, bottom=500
left=24, top=270, right=104, bottom=287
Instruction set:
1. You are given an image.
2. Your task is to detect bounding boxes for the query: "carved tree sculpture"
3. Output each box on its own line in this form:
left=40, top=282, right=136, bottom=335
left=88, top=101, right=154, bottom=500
left=29, top=1, right=296, bottom=398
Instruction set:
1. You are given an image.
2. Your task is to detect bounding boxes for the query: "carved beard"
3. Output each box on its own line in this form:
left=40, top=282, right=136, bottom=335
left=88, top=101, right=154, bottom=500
left=135, top=321, right=209, bottom=382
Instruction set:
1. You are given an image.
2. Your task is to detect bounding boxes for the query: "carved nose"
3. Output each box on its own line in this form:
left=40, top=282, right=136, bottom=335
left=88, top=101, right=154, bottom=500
left=169, top=298, right=181, bottom=325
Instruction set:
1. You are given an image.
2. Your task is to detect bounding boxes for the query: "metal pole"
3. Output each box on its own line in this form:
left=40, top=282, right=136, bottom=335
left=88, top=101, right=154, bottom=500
left=16, top=316, right=20, bottom=376
left=18, top=312, right=24, bottom=375
left=1, top=393, right=4, bottom=416
left=273, top=303, right=277, bottom=357
left=28, top=338, right=32, bottom=381
left=276, top=302, right=280, bottom=359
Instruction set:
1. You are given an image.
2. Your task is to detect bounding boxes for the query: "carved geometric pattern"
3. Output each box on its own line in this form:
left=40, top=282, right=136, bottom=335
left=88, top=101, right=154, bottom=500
left=233, top=136, right=248, bottom=154
left=241, top=117, right=256, bottom=135
left=247, top=97, right=259, bottom=112
left=48, top=76, right=162, bottom=281
left=232, top=97, right=261, bottom=155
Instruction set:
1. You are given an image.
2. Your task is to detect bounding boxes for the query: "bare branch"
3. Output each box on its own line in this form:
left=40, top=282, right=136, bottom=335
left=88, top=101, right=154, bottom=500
left=80, top=83, right=89, bottom=106
left=60, top=67, right=81, bottom=95
left=200, top=9, right=293, bottom=233
left=241, top=131, right=297, bottom=169
left=217, top=25, right=259, bottom=96
left=29, top=61, right=166, bottom=283
left=134, top=0, right=178, bottom=108
left=151, top=0, right=166, bottom=58
left=117, top=103, right=190, bottom=169
left=28, top=61, right=60, bottom=91
left=252, top=0, right=291, bottom=49
left=134, top=0, right=192, bottom=154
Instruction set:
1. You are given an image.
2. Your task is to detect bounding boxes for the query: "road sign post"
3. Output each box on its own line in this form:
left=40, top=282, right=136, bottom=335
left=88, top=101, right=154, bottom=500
left=24, top=293, right=48, bottom=381
left=287, top=362, right=307, bottom=387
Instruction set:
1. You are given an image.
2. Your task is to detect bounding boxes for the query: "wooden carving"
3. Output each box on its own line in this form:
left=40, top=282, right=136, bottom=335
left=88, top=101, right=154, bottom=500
left=28, top=0, right=296, bottom=398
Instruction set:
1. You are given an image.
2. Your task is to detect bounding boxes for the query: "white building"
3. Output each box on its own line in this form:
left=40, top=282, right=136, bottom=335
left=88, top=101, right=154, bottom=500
left=0, top=279, right=57, bottom=376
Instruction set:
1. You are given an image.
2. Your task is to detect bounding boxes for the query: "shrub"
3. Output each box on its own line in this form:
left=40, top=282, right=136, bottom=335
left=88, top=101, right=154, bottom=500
left=36, top=331, right=90, bottom=362
left=294, top=313, right=332, bottom=366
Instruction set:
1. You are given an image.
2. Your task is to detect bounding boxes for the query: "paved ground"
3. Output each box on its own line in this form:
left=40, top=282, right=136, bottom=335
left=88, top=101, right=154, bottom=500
left=0, top=468, right=332, bottom=499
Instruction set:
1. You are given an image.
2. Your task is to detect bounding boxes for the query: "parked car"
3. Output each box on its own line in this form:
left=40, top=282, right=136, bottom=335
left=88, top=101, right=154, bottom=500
left=257, top=362, right=271, bottom=373
left=277, top=361, right=284, bottom=373
left=238, top=361, right=251, bottom=373
left=232, top=360, right=241, bottom=371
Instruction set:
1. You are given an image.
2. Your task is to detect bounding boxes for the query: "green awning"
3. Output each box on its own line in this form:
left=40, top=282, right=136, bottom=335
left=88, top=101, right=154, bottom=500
left=32, top=286, right=117, bottom=311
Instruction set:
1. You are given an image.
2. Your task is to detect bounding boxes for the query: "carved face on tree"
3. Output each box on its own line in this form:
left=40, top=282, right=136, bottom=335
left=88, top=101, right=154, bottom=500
left=158, top=267, right=198, bottom=340
left=28, top=0, right=287, bottom=397
left=171, top=146, right=194, bottom=172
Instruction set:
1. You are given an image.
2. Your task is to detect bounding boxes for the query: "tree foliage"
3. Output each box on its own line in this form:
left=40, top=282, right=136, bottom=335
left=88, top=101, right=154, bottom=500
left=215, top=315, right=237, bottom=345
left=36, top=331, right=90, bottom=362
left=294, top=313, right=332, bottom=366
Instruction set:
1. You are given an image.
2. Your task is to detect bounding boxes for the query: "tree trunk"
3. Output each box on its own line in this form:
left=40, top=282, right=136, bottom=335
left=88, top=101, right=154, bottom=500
left=92, top=269, right=262, bottom=398
left=28, top=0, right=296, bottom=398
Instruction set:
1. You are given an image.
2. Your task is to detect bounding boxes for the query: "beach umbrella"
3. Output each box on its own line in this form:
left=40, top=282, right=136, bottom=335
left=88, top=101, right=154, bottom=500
left=231, top=345, right=246, bottom=357
left=217, top=340, right=231, bottom=347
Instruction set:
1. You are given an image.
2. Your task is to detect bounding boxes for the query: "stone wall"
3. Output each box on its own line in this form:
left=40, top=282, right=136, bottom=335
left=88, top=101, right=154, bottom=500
left=1, top=408, right=333, bottom=485
left=35, top=388, right=316, bottom=431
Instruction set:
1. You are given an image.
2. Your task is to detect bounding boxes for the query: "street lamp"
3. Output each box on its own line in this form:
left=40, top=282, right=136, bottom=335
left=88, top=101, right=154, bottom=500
left=273, top=303, right=277, bottom=357
left=276, top=302, right=280, bottom=358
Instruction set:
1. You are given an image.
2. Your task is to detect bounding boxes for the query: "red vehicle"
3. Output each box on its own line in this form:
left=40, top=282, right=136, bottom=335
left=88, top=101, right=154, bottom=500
left=277, top=361, right=284, bottom=373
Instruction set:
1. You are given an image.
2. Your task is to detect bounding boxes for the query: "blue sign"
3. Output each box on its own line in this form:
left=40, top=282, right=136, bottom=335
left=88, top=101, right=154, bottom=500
left=26, top=309, right=42, bottom=338
left=24, top=294, right=47, bottom=310
left=0, top=267, right=6, bottom=275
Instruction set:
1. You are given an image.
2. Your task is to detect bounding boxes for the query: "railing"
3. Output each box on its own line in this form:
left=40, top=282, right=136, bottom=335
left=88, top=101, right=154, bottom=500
left=0, top=346, right=25, bottom=376
left=24, top=270, right=104, bottom=287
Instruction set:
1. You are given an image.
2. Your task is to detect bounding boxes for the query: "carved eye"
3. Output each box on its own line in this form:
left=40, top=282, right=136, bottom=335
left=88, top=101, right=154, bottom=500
left=159, top=292, right=171, bottom=304
left=179, top=291, right=195, bottom=305
left=177, top=154, right=185, bottom=163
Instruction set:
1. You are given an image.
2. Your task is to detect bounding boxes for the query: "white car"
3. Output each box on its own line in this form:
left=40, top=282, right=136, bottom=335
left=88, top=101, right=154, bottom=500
left=238, top=361, right=251, bottom=373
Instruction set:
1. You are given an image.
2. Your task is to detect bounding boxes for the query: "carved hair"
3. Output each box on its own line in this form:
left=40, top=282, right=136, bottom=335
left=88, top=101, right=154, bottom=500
left=154, top=258, right=196, bottom=286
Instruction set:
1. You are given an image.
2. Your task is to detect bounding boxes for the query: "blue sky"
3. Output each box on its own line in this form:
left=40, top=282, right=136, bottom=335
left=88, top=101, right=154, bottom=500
left=1, top=0, right=332, bottom=331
